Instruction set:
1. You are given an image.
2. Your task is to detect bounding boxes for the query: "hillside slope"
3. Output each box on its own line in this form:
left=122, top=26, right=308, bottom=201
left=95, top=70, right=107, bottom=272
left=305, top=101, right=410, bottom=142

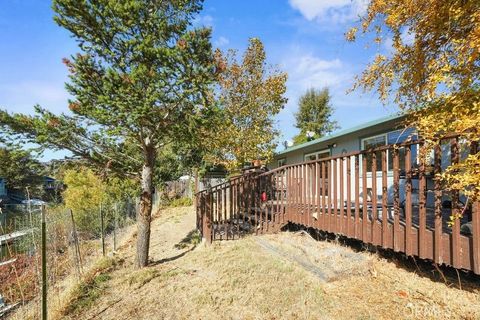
left=11, top=206, right=480, bottom=320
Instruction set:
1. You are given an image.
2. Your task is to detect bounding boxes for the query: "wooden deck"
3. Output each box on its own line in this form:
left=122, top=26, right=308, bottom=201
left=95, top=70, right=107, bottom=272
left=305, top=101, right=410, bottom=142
left=196, top=138, right=480, bottom=275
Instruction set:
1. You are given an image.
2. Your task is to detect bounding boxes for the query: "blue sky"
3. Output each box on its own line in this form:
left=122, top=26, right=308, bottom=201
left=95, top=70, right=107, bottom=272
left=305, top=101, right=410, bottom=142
left=0, top=0, right=399, bottom=160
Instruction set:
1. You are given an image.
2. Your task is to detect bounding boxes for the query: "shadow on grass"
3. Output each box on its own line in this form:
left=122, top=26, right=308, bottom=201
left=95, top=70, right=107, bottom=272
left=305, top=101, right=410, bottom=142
left=174, top=229, right=201, bottom=249
left=149, top=229, right=201, bottom=266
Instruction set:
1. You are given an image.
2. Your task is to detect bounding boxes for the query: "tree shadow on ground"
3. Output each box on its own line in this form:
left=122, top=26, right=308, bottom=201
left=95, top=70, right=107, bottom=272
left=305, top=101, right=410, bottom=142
left=149, top=229, right=201, bottom=266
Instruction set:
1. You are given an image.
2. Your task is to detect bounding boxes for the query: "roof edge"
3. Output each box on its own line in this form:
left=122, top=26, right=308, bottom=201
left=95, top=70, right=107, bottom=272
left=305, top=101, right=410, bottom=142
left=276, top=113, right=406, bottom=156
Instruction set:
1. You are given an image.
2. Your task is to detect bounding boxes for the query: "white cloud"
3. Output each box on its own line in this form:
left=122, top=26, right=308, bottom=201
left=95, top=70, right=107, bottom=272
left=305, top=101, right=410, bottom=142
left=193, top=15, right=214, bottom=27
left=288, top=0, right=368, bottom=24
left=214, top=36, right=229, bottom=47
left=274, top=46, right=391, bottom=143
left=283, top=52, right=347, bottom=92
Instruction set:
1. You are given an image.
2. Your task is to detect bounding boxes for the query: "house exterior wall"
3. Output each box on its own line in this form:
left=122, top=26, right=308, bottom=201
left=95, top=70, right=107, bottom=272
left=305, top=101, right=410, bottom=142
left=271, top=116, right=404, bottom=168
left=270, top=115, right=459, bottom=210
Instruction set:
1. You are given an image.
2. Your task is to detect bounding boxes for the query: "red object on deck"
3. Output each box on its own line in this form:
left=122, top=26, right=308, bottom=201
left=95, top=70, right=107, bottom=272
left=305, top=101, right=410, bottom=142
left=261, top=192, right=267, bottom=202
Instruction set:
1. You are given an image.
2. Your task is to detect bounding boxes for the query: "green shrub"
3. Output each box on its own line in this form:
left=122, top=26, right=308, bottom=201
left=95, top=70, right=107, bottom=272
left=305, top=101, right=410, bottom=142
left=169, top=197, right=193, bottom=207
left=62, top=167, right=138, bottom=237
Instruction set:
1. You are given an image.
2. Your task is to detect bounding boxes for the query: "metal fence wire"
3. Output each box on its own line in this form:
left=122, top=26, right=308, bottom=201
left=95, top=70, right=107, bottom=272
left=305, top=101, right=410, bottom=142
left=0, top=197, right=138, bottom=317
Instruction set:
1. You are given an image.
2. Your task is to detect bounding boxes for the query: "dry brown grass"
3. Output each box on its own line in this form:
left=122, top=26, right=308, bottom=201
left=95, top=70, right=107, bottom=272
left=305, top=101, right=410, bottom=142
left=9, top=206, right=480, bottom=320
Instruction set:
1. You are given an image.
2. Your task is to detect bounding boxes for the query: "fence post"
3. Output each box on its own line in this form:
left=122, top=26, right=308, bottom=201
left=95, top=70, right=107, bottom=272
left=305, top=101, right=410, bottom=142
left=100, top=204, right=105, bottom=257
left=69, top=209, right=82, bottom=277
left=41, top=204, right=47, bottom=320
left=113, top=203, right=118, bottom=252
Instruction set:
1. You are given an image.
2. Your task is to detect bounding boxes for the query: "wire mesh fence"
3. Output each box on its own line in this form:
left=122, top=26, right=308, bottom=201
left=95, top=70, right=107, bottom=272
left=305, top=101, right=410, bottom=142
left=0, top=197, right=138, bottom=317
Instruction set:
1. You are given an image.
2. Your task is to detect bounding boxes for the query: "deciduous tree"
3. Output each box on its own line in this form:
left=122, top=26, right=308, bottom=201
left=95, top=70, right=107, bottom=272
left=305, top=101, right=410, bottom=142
left=292, top=87, right=338, bottom=145
left=205, top=38, right=288, bottom=170
left=0, top=0, right=216, bottom=267
left=346, top=0, right=480, bottom=198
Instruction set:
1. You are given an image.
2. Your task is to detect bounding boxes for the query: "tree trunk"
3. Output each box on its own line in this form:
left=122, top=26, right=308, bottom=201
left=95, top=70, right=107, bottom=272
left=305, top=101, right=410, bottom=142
left=135, top=146, right=155, bottom=268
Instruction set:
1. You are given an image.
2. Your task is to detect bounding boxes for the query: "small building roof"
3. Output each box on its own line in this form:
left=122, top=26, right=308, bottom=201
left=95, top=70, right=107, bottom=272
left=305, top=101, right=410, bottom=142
left=276, top=113, right=406, bottom=156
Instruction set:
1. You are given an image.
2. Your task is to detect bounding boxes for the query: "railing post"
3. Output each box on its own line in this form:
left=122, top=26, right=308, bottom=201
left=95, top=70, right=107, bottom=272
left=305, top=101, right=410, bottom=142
left=203, top=192, right=212, bottom=245
left=470, top=141, right=479, bottom=274
left=473, top=201, right=480, bottom=274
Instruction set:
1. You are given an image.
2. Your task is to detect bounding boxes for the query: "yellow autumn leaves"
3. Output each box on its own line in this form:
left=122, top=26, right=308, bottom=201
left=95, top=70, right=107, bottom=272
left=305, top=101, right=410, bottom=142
left=348, top=0, right=480, bottom=199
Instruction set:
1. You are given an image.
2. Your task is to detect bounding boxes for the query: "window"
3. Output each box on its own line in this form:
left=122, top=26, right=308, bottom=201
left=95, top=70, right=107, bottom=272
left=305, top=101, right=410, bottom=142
left=304, top=149, right=330, bottom=162
left=277, top=158, right=286, bottom=167
left=361, top=134, right=386, bottom=172
left=362, top=129, right=418, bottom=173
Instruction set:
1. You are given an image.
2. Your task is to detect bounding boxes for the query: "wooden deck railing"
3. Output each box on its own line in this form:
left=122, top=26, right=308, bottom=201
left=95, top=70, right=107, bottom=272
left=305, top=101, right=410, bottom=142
left=196, top=138, right=480, bottom=274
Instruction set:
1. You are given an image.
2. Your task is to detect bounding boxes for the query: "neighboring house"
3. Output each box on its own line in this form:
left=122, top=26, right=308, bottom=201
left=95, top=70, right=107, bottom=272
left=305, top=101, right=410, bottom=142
left=0, top=178, right=6, bottom=197
left=271, top=113, right=461, bottom=209
left=43, top=176, right=58, bottom=191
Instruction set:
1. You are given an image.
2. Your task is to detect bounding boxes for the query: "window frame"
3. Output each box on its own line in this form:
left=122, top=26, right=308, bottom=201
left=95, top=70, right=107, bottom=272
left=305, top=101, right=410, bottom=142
left=277, top=158, right=286, bottom=167
left=361, top=133, right=387, bottom=151
left=304, top=149, right=330, bottom=162
left=361, top=133, right=388, bottom=173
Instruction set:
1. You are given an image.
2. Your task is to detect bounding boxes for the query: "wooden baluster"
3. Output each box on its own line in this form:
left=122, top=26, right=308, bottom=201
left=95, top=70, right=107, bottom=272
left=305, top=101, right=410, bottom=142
left=282, top=169, right=285, bottom=223
left=218, top=189, right=222, bottom=240
left=471, top=141, right=480, bottom=274
left=327, top=161, right=332, bottom=232
left=472, top=200, right=480, bottom=274
left=282, top=167, right=292, bottom=223
left=372, top=152, right=378, bottom=245
left=339, top=157, right=345, bottom=234
left=393, top=147, right=401, bottom=252
left=272, top=173, right=276, bottom=229
left=224, top=185, right=228, bottom=240
left=305, top=164, right=310, bottom=227
left=256, top=177, right=261, bottom=235
left=253, top=178, right=257, bottom=234
left=314, top=161, right=321, bottom=229
left=290, top=166, right=294, bottom=222
left=268, top=174, right=273, bottom=231
left=354, top=155, right=360, bottom=239
left=405, top=145, right=412, bottom=255
left=303, top=164, right=308, bottom=227
left=434, top=143, right=443, bottom=264
left=292, top=166, right=300, bottom=223
left=333, top=158, right=338, bottom=233
left=308, top=163, right=316, bottom=227
left=232, top=181, right=237, bottom=239
left=346, top=156, right=352, bottom=237
left=362, top=153, right=368, bottom=242
left=241, top=178, right=245, bottom=231
left=308, top=162, right=317, bottom=228
left=418, top=143, right=427, bottom=258
left=451, top=138, right=461, bottom=268
left=321, top=161, right=326, bottom=231
left=381, top=149, right=389, bottom=248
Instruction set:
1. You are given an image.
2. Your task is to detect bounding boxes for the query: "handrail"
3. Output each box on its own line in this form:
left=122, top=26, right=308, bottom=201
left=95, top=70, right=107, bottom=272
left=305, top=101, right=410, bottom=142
left=196, top=135, right=465, bottom=193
